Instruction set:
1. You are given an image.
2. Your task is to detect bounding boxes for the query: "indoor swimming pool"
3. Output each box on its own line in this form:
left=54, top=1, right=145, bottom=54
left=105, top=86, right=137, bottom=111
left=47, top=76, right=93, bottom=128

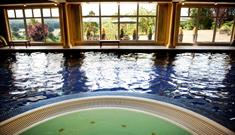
left=0, top=52, right=234, bottom=131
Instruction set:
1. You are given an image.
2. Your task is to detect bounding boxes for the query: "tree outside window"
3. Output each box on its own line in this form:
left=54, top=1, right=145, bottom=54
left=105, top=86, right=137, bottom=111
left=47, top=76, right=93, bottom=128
left=7, top=8, right=61, bottom=43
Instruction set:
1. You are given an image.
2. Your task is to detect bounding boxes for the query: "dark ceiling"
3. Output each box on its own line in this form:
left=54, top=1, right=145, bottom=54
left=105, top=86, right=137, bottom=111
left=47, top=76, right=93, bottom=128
left=0, top=0, right=52, bottom=5
left=0, top=0, right=234, bottom=5
left=185, top=0, right=235, bottom=2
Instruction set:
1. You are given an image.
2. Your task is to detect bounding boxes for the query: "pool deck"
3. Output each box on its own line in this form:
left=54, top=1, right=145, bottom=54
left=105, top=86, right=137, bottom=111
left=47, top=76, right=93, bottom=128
left=0, top=45, right=235, bottom=53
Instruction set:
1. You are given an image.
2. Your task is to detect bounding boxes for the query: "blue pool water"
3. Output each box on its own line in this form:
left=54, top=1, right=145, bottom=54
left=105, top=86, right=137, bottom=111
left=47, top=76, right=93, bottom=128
left=0, top=52, right=235, bottom=131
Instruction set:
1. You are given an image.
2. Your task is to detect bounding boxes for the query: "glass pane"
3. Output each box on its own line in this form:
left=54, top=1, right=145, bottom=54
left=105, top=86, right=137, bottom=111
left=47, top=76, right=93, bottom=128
left=179, top=17, right=197, bottom=43
left=43, top=8, right=51, bottom=17
left=27, top=18, right=46, bottom=42
left=189, top=8, right=198, bottom=17
left=218, top=7, right=235, bottom=19
left=197, top=16, right=214, bottom=42
left=181, top=8, right=189, bottom=16
left=83, top=17, right=100, bottom=40
left=210, top=8, right=217, bottom=17
left=9, top=19, right=26, bottom=40
left=82, top=3, right=99, bottom=16
left=15, top=9, right=23, bottom=18
left=25, top=9, right=33, bottom=17
left=44, top=18, right=61, bottom=43
left=139, top=3, right=156, bottom=16
left=101, top=17, right=118, bottom=40
left=138, top=17, right=156, bottom=40
left=227, top=7, right=235, bottom=17
left=218, top=8, right=227, bottom=18
left=215, top=19, right=233, bottom=42
left=120, top=3, right=137, bottom=16
left=51, top=8, right=59, bottom=17
left=101, top=3, right=118, bottom=16
left=199, top=8, right=214, bottom=17
left=119, top=17, right=137, bottom=40
left=7, top=10, right=15, bottom=18
left=33, top=9, right=41, bottom=17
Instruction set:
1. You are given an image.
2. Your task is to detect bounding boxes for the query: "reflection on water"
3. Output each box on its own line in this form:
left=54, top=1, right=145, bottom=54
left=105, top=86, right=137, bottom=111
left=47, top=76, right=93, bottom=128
left=171, top=53, right=230, bottom=98
left=11, top=53, right=64, bottom=92
left=82, top=53, right=154, bottom=92
left=0, top=52, right=234, bottom=131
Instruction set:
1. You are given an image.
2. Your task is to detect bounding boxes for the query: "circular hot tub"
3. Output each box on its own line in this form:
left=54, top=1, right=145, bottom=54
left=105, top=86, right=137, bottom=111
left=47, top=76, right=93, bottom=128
left=20, top=108, right=192, bottom=135
left=0, top=96, right=234, bottom=135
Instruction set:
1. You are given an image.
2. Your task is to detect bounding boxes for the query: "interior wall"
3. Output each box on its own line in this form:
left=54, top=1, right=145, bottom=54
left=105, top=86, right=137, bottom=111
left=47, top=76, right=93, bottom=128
left=59, top=3, right=72, bottom=48
left=156, top=3, right=171, bottom=46
left=173, top=3, right=181, bottom=47
left=67, top=0, right=171, bottom=2
left=0, top=9, right=8, bottom=41
left=67, top=4, right=83, bottom=46
left=232, top=20, right=235, bottom=46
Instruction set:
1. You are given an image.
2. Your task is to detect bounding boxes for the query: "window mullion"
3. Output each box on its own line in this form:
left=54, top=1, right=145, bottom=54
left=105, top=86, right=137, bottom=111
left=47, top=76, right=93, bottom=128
left=40, top=8, right=45, bottom=43
left=118, top=3, right=120, bottom=40
left=50, top=8, right=52, bottom=17
left=14, top=9, right=16, bottom=19
left=230, top=18, right=235, bottom=43
left=195, top=8, right=200, bottom=43
left=212, top=7, right=219, bottom=42
left=155, top=4, right=157, bottom=41
left=136, top=3, right=139, bottom=41
left=22, top=9, right=28, bottom=41
left=99, top=3, right=101, bottom=40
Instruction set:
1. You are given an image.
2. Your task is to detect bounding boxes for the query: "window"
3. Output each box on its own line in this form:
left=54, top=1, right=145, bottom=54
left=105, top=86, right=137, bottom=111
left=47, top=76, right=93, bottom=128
left=139, top=3, right=156, bottom=16
left=179, top=8, right=200, bottom=43
left=82, top=3, right=99, bottom=16
left=9, top=19, right=26, bottom=40
left=83, top=17, right=100, bottom=40
left=51, top=8, right=59, bottom=17
left=215, top=8, right=235, bottom=42
left=101, top=17, right=118, bottom=40
left=197, top=8, right=215, bottom=42
left=138, top=17, right=156, bottom=40
left=120, top=17, right=137, bottom=40
left=82, top=2, right=157, bottom=41
left=138, top=3, right=156, bottom=41
left=43, top=8, right=51, bottom=17
left=15, top=9, right=23, bottom=18
left=7, top=10, right=15, bottom=18
left=7, top=7, right=61, bottom=43
left=33, top=9, right=41, bottom=17
left=179, top=7, right=235, bottom=43
left=25, top=9, right=33, bottom=17
left=7, top=10, right=26, bottom=40
left=120, top=3, right=137, bottom=16
left=100, top=3, right=118, bottom=16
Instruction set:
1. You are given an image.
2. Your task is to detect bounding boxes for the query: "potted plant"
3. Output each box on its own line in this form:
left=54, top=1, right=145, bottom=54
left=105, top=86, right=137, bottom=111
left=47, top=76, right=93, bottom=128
left=148, top=27, right=153, bottom=40
left=28, top=22, right=48, bottom=41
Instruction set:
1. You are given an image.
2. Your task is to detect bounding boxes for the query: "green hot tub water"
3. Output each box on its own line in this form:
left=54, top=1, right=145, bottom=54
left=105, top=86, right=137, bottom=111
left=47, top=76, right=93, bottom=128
left=20, top=108, right=192, bottom=135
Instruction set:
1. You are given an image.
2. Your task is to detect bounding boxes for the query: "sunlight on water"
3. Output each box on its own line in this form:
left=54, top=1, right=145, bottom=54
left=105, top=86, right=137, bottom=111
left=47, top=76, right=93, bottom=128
left=171, top=53, right=231, bottom=99
left=10, top=53, right=64, bottom=96
left=82, top=53, right=154, bottom=92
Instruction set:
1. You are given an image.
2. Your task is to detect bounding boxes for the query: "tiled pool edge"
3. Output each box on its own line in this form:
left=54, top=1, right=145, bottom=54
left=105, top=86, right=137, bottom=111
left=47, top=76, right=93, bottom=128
left=0, top=96, right=234, bottom=135
left=0, top=92, right=172, bottom=122
left=0, top=91, right=234, bottom=132
left=0, top=45, right=235, bottom=53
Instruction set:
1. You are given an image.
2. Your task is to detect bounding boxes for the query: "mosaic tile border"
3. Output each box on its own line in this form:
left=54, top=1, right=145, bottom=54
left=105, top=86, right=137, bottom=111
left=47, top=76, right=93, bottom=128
left=0, top=96, right=234, bottom=135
